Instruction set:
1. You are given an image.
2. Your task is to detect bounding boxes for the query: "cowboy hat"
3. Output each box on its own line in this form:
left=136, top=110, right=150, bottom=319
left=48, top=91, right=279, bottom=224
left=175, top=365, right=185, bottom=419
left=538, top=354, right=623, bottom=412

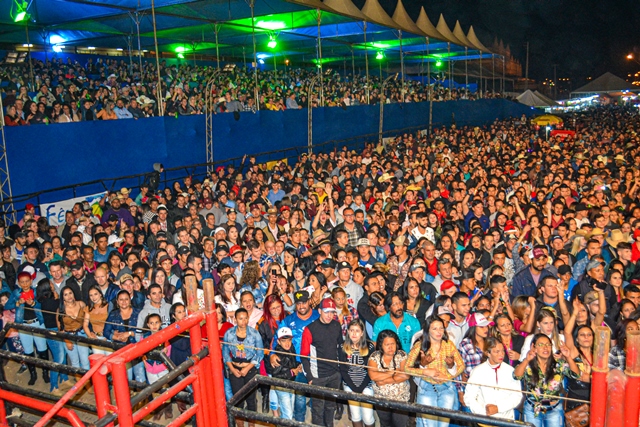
left=606, top=229, right=630, bottom=248
left=378, top=173, right=394, bottom=183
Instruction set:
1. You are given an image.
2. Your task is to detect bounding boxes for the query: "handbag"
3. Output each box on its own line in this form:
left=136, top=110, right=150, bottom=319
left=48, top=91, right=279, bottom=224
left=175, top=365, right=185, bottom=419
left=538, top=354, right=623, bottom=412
left=565, top=403, right=589, bottom=427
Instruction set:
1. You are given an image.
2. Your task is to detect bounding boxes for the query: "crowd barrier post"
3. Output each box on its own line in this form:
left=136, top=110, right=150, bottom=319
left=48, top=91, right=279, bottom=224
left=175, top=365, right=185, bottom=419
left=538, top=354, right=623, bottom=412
left=591, top=326, right=610, bottom=427
left=624, top=330, right=640, bottom=427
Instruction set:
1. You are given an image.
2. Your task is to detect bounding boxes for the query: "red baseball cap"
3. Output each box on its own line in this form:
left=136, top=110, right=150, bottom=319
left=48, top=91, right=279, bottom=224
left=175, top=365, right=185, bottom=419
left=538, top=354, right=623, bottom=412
left=229, top=245, right=243, bottom=256
left=440, top=280, right=457, bottom=292
left=320, top=298, right=337, bottom=313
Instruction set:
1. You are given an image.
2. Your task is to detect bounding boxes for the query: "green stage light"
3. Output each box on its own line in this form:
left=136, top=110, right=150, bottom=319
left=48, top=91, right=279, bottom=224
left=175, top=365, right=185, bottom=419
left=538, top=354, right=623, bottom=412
left=13, top=0, right=29, bottom=22
left=175, top=46, right=189, bottom=53
left=435, top=60, right=443, bottom=67
left=177, top=53, right=185, bottom=59
left=376, top=51, right=384, bottom=60
left=268, top=36, right=277, bottom=49
left=14, top=11, right=27, bottom=22
left=256, top=20, right=286, bottom=31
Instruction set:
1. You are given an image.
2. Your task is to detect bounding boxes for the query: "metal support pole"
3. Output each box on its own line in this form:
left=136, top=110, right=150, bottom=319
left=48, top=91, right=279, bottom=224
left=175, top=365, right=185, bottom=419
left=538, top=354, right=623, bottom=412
left=126, top=35, right=133, bottom=76
left=379, top=74, right=397, bottom=144
left=492, top=54, right=495, bottom=93
left=111, top=358, right=134, bottom=427
left=363, top=21, right=369, bottom=104
left=151, top=0, right=163, bottom=116
left=590, top=326, right=610, bottom=427
left=447, top=42, right=451, bottom=99
left=479, top=53, right=483, bottom=98
left=308, top=76, right=318, bottom=152
left=465, top=47, right=468, bottom=94
left=351, top=48, right=355, bottom=77
left=89, top=354, right=112, bottom=427
left=502, top=55, right=505, bottom=96
left=0, top=92, right=16, bottom=225
left=624, top=330, right=640, bottom=427
left=398, top=30, right=404, bottom=101
left=426, top=37, right=431, bottom=99
left=203, top=278, right=229, bottom=427
left=316, top=9, right=323, bottom=106
left=250, top=0, right=259, bottom=109
left=25, top=23, right=34, bottom=90
left=214, top=24, right=220, bottom=69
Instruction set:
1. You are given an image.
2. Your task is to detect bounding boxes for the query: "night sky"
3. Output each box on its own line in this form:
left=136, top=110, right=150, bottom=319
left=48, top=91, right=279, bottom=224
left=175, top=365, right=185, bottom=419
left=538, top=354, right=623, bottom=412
left=373, top=0, right=640, bottom=87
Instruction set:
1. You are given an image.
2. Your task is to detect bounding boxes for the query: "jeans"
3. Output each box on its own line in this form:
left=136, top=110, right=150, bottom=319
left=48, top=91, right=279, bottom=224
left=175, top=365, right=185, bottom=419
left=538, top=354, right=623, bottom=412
left=18, top=321, right=47, bottom=354
left=344, top=384, right=375, bottom=425
left=415, top=380, right=457, bottom=427
left=45, top=328, right=69, bottom=391
left=293, top=371, right=309, bottom=422
left=127, top=360, right=147, bottom=383
left=523, top=400, right=564, bottom=427
left=224, top=377, right=233, bottom=400
left=91, top=335, right=111, bottom=356
left=269, top=388, right=279, bottom=412
left=64, top=331, right=91, bottom=370
left=376, top=407, right=409, bottom=427
left=274, top=388, right=294, bottom=420
left=310, top=371, right=341, bottom=427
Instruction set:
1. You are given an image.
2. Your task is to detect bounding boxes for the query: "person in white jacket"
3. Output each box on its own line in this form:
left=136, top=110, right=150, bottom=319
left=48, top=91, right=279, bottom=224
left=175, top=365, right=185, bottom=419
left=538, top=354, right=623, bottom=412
left=464, top=337, right=523, bottom=421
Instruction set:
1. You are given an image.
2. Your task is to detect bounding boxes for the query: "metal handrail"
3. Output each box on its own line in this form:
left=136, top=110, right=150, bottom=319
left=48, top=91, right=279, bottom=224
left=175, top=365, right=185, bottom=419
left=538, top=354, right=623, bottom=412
left=228, top=376, right=534, bottom=427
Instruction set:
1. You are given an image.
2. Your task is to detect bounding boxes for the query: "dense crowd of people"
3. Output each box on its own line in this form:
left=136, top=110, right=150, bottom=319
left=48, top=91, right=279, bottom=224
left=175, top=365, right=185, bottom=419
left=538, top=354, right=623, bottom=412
left=0, top=56, right=504, bottom=125
left=1, top=104, right=639, bottom=427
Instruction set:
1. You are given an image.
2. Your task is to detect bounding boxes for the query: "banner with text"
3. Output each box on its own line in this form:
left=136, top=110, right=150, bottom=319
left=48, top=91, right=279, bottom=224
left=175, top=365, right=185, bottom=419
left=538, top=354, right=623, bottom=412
left=40, top=192, right=106, bottom=226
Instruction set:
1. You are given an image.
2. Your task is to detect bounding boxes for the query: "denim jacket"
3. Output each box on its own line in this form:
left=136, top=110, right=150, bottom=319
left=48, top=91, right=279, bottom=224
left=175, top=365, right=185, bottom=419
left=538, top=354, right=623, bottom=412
left=103, top=308, right=141, bottom=344
left=222, top=326, right=264, bottom=368
left=5, top=287, right=44, bottom=324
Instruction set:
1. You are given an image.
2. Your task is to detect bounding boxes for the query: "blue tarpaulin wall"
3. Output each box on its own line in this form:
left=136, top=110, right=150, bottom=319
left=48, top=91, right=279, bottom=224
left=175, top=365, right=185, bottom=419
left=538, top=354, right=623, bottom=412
left=5, top=99, right=534, bottom=207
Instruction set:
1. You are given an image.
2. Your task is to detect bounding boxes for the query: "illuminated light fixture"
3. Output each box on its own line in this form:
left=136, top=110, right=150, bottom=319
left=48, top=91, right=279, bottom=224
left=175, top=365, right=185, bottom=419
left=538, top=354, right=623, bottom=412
left=255, top=20, right=286, bottom=30
left=142, top=49, right=148, bottom=52
left=371, top=42, right=389, bottom=49
left=116, top=48, right=123, bottom=51
left=22, top=43, right=32, bottom=47
left=258, top=59, right=265, bottom=64
left=87, top=46, right=96, bottom=50
left=177, top=53, right=184, bottom=59
left=256, top=53, right=269, bottom=59
left=435, top=60, right=443, bottom=67
left=285, top=59, right=290, bottom=65
left=49, top=35, right=65, bottom=44
left=267, top=35, right=277, bottom=49
left=376, top=51, right=384, bottom=60
left=13, top=1, right=30, bottom=22
left=52, top=45, right=63, bottom=53
left=175, top=46, right=188, bottom=53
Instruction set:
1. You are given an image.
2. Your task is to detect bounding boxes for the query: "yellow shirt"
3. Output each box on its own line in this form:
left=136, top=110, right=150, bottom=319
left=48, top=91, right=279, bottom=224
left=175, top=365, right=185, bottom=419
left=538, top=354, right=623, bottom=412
left=405, top=339, right=465, bottom=384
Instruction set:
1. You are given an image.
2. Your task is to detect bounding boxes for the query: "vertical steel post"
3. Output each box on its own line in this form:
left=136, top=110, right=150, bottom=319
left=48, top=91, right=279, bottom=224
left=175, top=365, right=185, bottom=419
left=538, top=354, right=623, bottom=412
left=203, top=278, right=228, bottom=427
left=111, top=358, right=134, bottom=427
left=90, top=354, right=112, bottom=427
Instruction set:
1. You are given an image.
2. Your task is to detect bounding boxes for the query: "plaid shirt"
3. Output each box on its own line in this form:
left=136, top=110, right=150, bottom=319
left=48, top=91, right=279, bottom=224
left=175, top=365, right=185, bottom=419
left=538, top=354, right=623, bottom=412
left=457, top=337, right=483, bottom=392
left=259, top=253, right=276, bottom=269
left=405, top=339, right=464, bottom=383
left=609, top=346, right=625, bottom=371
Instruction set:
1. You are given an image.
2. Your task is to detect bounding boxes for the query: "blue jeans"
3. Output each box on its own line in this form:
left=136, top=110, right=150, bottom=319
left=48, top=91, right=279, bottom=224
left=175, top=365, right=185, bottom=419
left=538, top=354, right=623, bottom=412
left=64, top=331, right=91, bottom=370
left=46, top=328, right=69, bottom=391
left=18, top=321, right=47, bottom=354
left=415, top=380, right=457, bottom=427
left=127, top=360, right=147, bottom=383
left=275, top=388, right=294, bottom=420
left=523, top=400, right=564, bottom=427
left=224, top=377, right=233, bottom=400
left=269, top=388, right=279, bottom=412
left=293, top=371, right=308, bottom=422
left=344, top=384, right=375, bottom=425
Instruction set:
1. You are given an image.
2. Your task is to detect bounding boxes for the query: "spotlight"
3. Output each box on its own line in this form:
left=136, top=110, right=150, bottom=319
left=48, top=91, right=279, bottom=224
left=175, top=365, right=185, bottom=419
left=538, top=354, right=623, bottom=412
left=376, top=51, right=384, bottom=60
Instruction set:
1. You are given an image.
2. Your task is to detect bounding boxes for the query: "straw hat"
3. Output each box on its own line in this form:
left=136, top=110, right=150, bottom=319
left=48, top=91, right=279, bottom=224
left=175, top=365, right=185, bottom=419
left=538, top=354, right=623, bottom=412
left=606, top=229, right=629, bottom=248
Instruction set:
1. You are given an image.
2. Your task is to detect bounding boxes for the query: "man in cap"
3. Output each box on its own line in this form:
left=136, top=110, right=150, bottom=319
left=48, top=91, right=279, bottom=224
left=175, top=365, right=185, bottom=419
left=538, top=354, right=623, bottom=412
left=101, top=195, right=135, bottom=228
left=65, top=259, right=98, bottom=303
left=271, top=290, right=319, bottom=423
left=355, top=238, right=375, bottom=270
left=511, top=246, right=555, bottom=299
left=263, top=207, right=285, bottom=243
left=387, top=235, right=412, bottom=292
left=571, top=258, right=617, bottom=312
left=330, top=261, right=363, bottom=308
left=300, top=298, right=343, bottom=427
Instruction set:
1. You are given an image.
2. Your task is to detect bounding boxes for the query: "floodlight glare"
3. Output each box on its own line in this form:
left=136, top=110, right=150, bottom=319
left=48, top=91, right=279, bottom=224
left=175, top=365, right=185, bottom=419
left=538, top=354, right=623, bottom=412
left=435, top=60, right=443, bottom=67
left=14, top=11, right=27, bottom=22
left=256, top=21, right=286, bottom=31
left=175, top=46, right=188, bottom=53
left=376, top=51, right=384, bottom=60
left=177, top=53, right=185, bottom=59
left=52, top=45, right=63, bottom=53
left=258, top=59, right=265, bottom=64
left=267, top=36, right=277, bottom=49
left=49, top=35, right=66, bottom=44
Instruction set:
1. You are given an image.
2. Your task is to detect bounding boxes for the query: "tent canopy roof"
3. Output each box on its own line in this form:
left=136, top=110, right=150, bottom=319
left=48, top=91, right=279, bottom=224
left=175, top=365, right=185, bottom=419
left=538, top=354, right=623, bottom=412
left=572, top=72, right=636, bottom=94
left=0, top=0, right=496, bottom=66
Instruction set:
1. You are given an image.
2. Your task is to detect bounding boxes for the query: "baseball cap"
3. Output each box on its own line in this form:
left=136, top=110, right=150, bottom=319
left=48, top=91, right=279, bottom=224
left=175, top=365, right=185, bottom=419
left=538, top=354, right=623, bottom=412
left=293, top=290, right=310, bottom=303
left=393, top=235, right=409, bottom=247
left=440, top=280, right=457, bottom=292
left=108, top=235, right=123, bottom=246
left=550, top=235, right=563, bottom=243
left=213, top=227, right=226, bottom=235
left=69, top=260, right=84, bottom=270
left=468, top=312, right=491, bottom=328
left=410, top=260, right=427, bottom=271
left=177, top=246, right=191, bottom=255
left=557, top=265, right=572, bottom=276
left=437, top=306, right=454, bottom=318
left=584, top=291, right=599, bottom=305
left=320, top=298, right=337, bottom=313
left=320, top=258, right=336, bottom=269
left=17, top=265, right=36, bottom=280
left=229, top=245, right=243, bottom=256
left=356, top=238, right=370, bottom=247
left=277, top=327, right=293, bottom=339
left=158, top=254, right=173, bottom=264
left=529, top=248, right=547, bottom=259
left=337, top=261, right=351, bottom=271
left=586, top=259, right=605, bottom=272
left=119, top=273, right=134, bottom=284
left=108, top=214, right=119, bottom=222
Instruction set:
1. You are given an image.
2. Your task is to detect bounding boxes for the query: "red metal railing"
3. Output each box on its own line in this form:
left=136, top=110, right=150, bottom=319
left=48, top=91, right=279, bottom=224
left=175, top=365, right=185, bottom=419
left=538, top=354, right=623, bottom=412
left=0, top=277, right=227, bottom=427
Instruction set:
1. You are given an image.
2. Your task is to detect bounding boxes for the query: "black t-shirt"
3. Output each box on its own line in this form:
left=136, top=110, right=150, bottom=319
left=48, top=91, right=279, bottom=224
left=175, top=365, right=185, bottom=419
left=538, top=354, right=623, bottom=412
left=40, top=297, right=59, bottom=329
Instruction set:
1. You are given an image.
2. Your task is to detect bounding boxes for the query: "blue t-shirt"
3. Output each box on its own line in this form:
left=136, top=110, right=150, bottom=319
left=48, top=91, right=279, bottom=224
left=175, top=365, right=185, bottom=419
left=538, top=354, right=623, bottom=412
left=276, top=311, right=320, bottom=362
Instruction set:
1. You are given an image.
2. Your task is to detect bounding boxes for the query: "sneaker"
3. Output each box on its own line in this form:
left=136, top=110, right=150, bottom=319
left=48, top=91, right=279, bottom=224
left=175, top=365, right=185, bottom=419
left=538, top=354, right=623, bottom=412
left=51, top=388, right=64, bottom=397
left=58, top=379, right=75, bottom=390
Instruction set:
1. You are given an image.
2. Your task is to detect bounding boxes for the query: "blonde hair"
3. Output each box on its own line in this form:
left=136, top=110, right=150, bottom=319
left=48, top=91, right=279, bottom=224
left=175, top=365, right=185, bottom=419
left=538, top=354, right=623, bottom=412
left=342, top=319, right=369, bottom=357
left=331, top=287, right=350, bottom=317
left=511, top=295, right=531, bottom=322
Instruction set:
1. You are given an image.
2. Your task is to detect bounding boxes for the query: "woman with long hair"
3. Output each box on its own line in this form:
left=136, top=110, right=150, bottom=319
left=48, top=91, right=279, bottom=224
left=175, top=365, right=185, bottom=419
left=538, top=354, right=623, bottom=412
left=151, top=268, right=175, bottom=304
left=368, top=329, right=411, bottom=427
left=563, top=304, right=595, bottom=412
left=239, top=260, right=268, bottom=308
left=83, top=284, right=111, bottom=356
left=364, top=291, right=387, bottom=338
left=257, top=294, right=286, bottom=415
left=402, top=276, right=430, bottom=329
left=57, top=286, right=90, bottom=370
left=405, top=315, right=465, bottom=427
left=339, top=319, right=376, bottom=427
left=492, top=313, right=525, bottom=366
left=520, top=307, right=565, bottom=361
left=515, top=333, right=580, bottom=426
left=307, top=271, right=328, bottom=309
left=215, top=274, right=240, bottom=324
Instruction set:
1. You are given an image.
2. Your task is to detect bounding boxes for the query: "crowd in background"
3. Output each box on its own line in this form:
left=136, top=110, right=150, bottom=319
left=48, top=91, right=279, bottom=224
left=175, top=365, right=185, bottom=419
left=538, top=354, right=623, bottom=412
left=0, top=56, right=505, bottom=125
left=0, top=105, right=639, bottom=426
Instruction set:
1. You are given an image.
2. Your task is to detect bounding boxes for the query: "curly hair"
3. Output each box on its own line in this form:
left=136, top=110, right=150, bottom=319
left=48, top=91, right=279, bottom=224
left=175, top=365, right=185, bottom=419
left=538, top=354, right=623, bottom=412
left=239, top=260, right=261, bottom=287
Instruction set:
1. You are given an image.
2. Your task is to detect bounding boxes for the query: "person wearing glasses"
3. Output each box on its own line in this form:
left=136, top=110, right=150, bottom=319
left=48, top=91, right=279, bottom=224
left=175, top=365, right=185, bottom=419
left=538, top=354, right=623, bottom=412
left=514, top=333, right=580, bottom=426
